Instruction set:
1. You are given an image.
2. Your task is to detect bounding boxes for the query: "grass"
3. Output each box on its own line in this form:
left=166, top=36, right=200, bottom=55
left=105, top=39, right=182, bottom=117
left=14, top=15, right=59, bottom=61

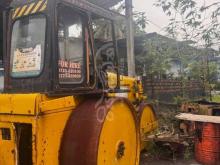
left=212, top=95, right=220, bottom=102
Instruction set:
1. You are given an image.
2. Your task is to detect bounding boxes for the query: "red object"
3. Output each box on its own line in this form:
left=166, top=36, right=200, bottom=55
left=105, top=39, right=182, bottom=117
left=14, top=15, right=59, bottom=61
left=195, top=122, right=220, bottom=165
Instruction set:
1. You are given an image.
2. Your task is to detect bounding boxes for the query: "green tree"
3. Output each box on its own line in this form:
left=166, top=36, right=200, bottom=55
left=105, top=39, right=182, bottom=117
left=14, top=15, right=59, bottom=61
left=155, top=0, right=220, bottom=47
left=155, top=0, right=220, bottom=97
left=136, top=38, right=172, bottom=77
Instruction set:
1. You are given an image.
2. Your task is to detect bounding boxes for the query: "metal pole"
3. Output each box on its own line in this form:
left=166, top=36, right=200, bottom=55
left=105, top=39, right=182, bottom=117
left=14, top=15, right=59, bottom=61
left=125, top=0, right=135, bottom=77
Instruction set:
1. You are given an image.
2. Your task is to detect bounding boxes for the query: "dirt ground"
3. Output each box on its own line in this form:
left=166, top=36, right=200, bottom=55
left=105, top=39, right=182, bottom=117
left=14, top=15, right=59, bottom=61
left=140, top=160, right=201, bottom=165
left=140, top=155, right=201, bottom=165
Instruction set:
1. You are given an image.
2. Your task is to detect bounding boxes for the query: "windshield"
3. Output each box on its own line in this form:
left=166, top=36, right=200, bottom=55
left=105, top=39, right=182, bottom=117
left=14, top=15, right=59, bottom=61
left=10, top=15, right=46, bottom=78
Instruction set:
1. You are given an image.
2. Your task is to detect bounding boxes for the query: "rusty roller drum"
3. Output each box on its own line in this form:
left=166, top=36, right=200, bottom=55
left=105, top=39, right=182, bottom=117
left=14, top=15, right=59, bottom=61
left=138, top=103, right=158, bottom=151
left=59, top=98, right=140, bottom=165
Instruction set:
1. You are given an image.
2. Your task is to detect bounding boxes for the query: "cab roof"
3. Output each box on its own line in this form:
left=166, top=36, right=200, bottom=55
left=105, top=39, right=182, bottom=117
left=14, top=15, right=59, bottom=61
left=10, top=0, right=125, bottom=21
left=87, top=0, right=122, bottom=8
left=10, top=0, right=123, bottom=8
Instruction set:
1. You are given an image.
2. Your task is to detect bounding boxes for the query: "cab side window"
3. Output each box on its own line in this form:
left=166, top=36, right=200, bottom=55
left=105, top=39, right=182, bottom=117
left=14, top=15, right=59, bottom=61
left=58, top=6, right=84, bottom=84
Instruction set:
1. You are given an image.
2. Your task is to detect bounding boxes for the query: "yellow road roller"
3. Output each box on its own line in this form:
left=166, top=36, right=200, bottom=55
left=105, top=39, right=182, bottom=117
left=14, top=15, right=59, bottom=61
left=0, top=0, right=158, bottom=164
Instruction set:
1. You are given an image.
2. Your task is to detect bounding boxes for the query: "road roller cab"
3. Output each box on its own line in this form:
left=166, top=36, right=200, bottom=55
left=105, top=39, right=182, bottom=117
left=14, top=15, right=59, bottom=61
left=0, top=0, right=158, bottom=164
left=6, top=0, right=96, bottom=93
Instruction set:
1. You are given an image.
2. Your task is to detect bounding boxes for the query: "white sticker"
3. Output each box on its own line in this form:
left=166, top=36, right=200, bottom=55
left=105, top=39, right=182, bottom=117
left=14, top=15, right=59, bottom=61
left=12, top=44, right=41, bottom=73
left=115, top=86, right=129, bottom=98
left=115, top=92, right=129, bottom=98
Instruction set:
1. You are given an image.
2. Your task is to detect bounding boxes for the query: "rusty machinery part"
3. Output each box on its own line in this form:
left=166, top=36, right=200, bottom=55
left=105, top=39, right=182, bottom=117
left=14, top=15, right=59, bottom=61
left=181, top=102, right=200, bottom=114
left=59, top=98, right=140, bottom=165
left=179, top=120, right=196, bottom=136
left=181, top=101, right=220, bottom=116
left=179, top=101, right=220, bottom=135
left=138, top=103, right=158, bottom=150
left=195, top=122, right=220, bottom=165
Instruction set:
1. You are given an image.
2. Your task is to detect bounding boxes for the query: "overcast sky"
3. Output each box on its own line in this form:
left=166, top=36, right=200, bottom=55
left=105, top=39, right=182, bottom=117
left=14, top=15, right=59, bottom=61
left=133, top=0, right=168, bottom=33
left=133, top=0, right=219, bottom=34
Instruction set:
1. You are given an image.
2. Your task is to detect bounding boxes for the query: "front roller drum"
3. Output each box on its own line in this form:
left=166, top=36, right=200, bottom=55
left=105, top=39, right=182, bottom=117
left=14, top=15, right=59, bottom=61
left=59, top=98, right=140, bottom=165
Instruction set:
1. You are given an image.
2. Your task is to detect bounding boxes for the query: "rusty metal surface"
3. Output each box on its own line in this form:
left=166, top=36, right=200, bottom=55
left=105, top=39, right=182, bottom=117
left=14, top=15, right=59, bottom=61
left=59, top=98, right=100, bottom=165
left=59, top=97, right=137, bottom=165
left=178, top=101, right=220, bottom=136
left=181, top=101, right=220, bottom=116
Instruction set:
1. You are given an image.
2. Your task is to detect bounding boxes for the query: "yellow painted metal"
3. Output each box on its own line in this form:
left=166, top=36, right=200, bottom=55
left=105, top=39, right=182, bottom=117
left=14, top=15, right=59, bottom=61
left=0, top=94, right=140, bottom=164
left=39, top=0, right=48, bottom=11
left=0, top=75, right=157, bottom=164
left=0, top=92, right=157, bottom=164
left=0, top=94, right=80, bottom=165
left=31, top=0, right=44, bottom=14
left=107, top=72, right=158, bottom=151
left=0, top=122, right=16, bottom=165
left=140, top=105, right=158, bottom=150
left=17, top=5, right=28, bottom=17
left=35, top=96, right=80, bottom=164
left=36, top=111, right=73, bottom=164
left=107, top=72, right=145, bottom=103
left=0, top=94, right=42, bottom=115
left=97, top=100, right=140, bottom=165
left=13, top=7, right=21, bottom=19
left=23, top=3, right=35, bottom=16
left=39, top=96, right=79, bottom=113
